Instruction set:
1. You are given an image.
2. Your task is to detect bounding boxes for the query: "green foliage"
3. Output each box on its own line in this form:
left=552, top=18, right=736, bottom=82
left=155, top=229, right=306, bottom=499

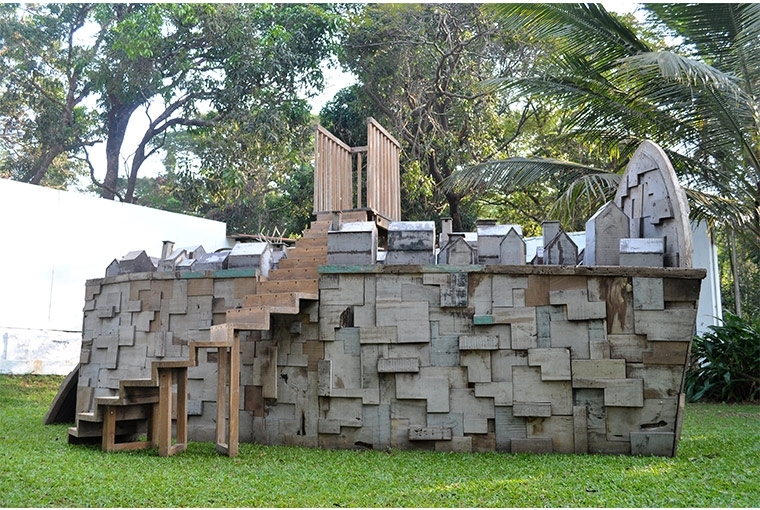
left=716, top=230, right=760, bottom=317
left=686, top=312, right=760, bottom=403
left=339, top=3, right=544, bottom=231
left=459, top=3, right=760, bottom=253
left=160, top=110, right=316, bottom=236
left=1, top=375, right=759, bottom=507
left=1, top=3, right=339, bottom=212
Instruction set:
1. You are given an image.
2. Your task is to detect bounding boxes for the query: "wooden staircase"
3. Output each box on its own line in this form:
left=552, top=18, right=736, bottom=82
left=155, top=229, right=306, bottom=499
left=69, top=215, right=336, bottom=456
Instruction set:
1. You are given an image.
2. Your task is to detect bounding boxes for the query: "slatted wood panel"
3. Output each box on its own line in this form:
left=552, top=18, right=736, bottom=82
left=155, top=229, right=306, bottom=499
left=313, top=125, right=353, bottom=214
left=366, top=117, right=401, bottom=221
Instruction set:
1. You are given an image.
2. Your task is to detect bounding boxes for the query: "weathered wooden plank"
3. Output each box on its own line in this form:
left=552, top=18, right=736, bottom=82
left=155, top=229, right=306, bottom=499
left=634, top=308, right=697, bottom=341
left=608, top=334, right=648, bottom=362
left=605, top=397, right=678, bottom=442
left=630, top=431, right=676, bottom=457
left=468, top=273, right=492, bottom=316
left=627, top=363, right=685, bottom=399
left=440, top=272, right=469, bottom=307
left=549, top=319, right=591, bottom=359
left=511, top=437, right=553, bottom=454
left=492, top=275, right=529, bottom=307
left=524, top=275, right=551, bottom=307
left=528, top=348, right=571, bottom=381
left=633, top=277, right=664, bottom=310
left=395, top=370, right=450, bottom=413
left=513, top=402, right=552, bottom=417
left=409, top=426, right=452, bottom=441
left=571, top=359, right=627, bottom=384
left=526, top=415, right=574, bottom=453
left=377, top=357, right=420, bottom=373
left=359, top=326, right=398, bottom=344
left=642, top=341, right=689, bottom=365
left=490, top=349, right=528, bottom=382
left=663, top=278, right=701, bottom=302
left=573, top=406, right=589, bottom=454
left=512, top=366, right=572, bottom=415
left=461, top=351, right=492, bottom=383
left=474, top=381, right=512, bottom=406
left=550, top=289, right=607, bottom=320
left=604, top=378, right=644, bottom=407
left=376, top=301, right=430, bottom=343
left=459, top=335, right=499, bottom=350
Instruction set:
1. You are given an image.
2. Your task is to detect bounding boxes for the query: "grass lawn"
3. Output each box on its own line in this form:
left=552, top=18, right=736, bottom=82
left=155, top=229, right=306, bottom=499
left=1, top=374, right=758, bottom=507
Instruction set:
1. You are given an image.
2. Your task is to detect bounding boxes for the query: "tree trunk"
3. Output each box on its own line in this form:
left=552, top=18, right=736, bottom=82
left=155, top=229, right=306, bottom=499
left=730, top=229, right=742, bottom=316
left=101, top=100, right=139, bottom=200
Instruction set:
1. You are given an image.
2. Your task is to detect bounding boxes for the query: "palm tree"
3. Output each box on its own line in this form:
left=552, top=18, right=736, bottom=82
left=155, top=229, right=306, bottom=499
left=450, top=3, right=760, bottom=253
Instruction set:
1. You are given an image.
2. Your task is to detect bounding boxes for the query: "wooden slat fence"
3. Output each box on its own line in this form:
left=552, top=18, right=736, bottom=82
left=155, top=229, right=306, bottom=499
left=313, top=125, right=353, bottom=214
left=313, top=118, right=401, bottom=222
left=366, top=117, right=401, bottom=221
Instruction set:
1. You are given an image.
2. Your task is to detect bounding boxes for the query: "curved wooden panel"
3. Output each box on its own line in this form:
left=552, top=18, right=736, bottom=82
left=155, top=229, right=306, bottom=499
left=614, top=140, right=692, bottom=268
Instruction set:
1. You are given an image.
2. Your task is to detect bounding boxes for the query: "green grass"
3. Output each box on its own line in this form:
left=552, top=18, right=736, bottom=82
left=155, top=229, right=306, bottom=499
left=1, top=375, right=758, bottom=507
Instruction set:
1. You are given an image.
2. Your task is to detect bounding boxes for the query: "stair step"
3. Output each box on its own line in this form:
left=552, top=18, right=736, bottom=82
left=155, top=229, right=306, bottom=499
left=258, top=278, right=318, bottom=295
left=277, top=256, right=326, bottom=270
left=242, top=291, right=318, bottom=308
left=226, top=306, right=270, bottom=329
left=295, top=237, right=328, bottom=249
left=288, top=245, right=327, bottom=256
left=268, top=266, right=319, bottom=280
left=68, top=420, right=144, bottom=439
left=77, top=411, right=101, bottom=423
left=301, top=230, right=329, bottom=240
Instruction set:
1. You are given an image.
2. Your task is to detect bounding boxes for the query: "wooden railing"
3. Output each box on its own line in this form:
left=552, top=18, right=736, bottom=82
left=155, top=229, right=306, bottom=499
left=313, top=117, right=401, bottom=222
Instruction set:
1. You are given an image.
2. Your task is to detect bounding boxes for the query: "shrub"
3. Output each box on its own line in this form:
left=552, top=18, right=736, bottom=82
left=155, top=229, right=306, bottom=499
left=685, top=312, right=760, bottom=402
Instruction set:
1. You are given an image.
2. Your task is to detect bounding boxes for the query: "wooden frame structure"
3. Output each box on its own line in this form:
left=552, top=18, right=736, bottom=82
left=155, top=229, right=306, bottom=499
left=313, top=118, right=401, bottom=222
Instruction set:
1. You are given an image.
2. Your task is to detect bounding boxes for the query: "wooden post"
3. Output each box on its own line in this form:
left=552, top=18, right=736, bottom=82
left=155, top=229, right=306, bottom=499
left=102, top=407, right=116, bottom=452
left=215, top=344, right=228, bottom=453
left=174, top=368, right=188, bottom=455
left=157, top=369, right=172, bottom=457
left=228, top=332, right=240, bottom=457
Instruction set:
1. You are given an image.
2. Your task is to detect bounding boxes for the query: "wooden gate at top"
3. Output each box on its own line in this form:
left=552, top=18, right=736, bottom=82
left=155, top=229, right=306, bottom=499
left=313, top=117, right=401, bottom=223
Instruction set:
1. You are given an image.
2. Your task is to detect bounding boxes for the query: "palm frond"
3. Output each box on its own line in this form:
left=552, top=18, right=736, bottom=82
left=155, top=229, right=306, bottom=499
left=444, top=156, right=613, bottom=195
left=550, top=172, right=621, bottom=225
left=685, top=186, right=760, bottom=242
left=487, top=3, right=649, bottom=67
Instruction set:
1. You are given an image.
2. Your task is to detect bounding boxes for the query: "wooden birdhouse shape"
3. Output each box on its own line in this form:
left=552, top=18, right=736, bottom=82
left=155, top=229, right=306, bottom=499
left=439, top=233, right=476, bottom=265
left=544, top=227, right=578, bottom=265
left=118, top=250, right=155, bottom=274
left=499, top=227, right=526, bottom=265
left=227, top=242, right=273, bottom=276
left=584, top=201, right=630, bottom=266
left=157, top=247, right=187, bottom=272
left=194, top=250, right=230, bottom=271
left=385, top=221, right=436, bottom=265
left=327, top=221, right=378, bottom=265
left=477, top=222, right=522, bottom=264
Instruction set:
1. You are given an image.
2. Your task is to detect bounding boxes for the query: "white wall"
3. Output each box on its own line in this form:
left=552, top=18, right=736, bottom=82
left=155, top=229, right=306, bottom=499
left=691, top=222, right=722, bottom=333
left=0, top=179, right=232, bottom=374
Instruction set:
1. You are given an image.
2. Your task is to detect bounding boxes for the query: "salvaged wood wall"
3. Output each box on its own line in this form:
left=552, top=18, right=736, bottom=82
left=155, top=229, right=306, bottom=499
left=76, top=263, right=703, bottom=457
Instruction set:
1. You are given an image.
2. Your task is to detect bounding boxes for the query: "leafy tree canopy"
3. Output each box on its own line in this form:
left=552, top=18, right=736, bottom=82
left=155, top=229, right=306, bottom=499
left=1, top=3, right=339, bottom=208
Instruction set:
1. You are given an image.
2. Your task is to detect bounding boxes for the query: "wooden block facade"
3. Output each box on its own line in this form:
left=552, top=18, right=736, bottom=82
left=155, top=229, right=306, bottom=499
left=75, top=262, right=703, bottom=457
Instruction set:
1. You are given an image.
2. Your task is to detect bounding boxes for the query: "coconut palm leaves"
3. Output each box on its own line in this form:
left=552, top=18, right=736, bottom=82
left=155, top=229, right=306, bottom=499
left=450, top=3, right=760, bottom=248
